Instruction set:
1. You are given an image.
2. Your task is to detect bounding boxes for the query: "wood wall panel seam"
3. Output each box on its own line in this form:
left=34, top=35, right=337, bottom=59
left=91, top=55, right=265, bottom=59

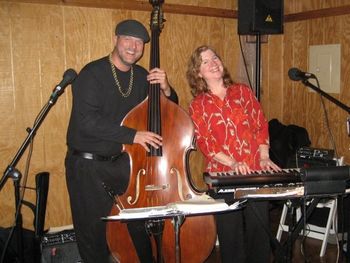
left=1, top=0, right=237, bottom=18
left=2, top=0, right=350, bottom=21
left=285, top=5, right=350, bottom=22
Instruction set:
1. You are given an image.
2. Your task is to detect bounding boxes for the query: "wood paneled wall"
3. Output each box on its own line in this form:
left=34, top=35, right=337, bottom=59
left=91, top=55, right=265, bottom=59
left=263, top=1, right=350, bottom=191
left=1, top=0, right=350, bottom=231
left=271, top=0, right=350, bottom=163
left=0, top=0, right=239, bottom=229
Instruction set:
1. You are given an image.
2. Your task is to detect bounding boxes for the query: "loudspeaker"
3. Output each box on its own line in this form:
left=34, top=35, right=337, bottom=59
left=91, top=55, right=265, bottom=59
left=41, top=230, right=82, bottom=263
left=238, top=0, right=284, bottom=35
left=41, top=242, right=81, bottom=263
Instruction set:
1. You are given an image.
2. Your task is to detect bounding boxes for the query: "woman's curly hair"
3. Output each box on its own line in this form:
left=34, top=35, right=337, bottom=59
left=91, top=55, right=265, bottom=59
left=186, top=45, right=234, bottom=97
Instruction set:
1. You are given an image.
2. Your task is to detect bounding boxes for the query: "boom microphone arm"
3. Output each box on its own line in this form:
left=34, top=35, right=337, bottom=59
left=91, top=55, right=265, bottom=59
left=301, top=79, right=350, bottom=114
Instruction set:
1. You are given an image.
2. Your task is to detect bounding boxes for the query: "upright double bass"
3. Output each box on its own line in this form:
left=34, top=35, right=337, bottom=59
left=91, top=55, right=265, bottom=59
left=106, top=1, right=216, bottom=262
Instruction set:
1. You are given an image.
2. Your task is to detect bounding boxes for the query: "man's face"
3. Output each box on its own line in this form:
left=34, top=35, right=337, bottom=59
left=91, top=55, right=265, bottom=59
left=115, top=35, right=144, bottom=66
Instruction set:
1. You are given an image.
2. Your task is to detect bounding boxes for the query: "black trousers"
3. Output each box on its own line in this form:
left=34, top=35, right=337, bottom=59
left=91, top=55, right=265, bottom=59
left=65, top=152, right=154, bottom=263
left=215, top=200, right=271, bottom=263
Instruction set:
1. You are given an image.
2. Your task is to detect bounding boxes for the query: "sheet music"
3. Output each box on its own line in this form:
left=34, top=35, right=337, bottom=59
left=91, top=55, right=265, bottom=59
left=168, top=197, right=241, bottom=214
left=103, top=195, right=243, bottom=221
left=115, top=206, right=173, bottom=219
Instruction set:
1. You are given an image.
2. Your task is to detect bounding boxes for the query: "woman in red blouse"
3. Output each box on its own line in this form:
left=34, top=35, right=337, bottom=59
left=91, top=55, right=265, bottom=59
left=186, top=45, right=280, bottom=263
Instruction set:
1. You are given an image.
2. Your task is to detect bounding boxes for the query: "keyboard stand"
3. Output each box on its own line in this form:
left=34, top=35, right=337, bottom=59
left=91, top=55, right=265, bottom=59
left=281, top=197, right=321, bottom=263
left=249, top=197, right=321, bottom=263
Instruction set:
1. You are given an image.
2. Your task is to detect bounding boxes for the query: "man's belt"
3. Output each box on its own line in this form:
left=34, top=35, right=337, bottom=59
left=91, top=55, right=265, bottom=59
left=70, top=149, right=122, bottom=161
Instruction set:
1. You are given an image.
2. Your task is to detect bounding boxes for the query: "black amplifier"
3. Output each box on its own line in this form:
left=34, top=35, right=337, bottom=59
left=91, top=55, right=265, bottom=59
left=41, top=229, right=82, bottom=263
left=41, top=230, right=76, bottom=247
left=296, top=147, right=336, bottom=167
left=297, top=147, right=334, bottom=160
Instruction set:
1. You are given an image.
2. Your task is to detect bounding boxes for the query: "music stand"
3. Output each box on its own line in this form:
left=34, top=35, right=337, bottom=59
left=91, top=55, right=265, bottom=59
left=102, top=199, right=243, bottom=263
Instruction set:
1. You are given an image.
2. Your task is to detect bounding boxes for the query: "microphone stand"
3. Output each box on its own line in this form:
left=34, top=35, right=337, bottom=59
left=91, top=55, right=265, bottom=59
left=255, top=33, right=261, bottom=101
left=302, top=79, right=350, bottom=114
left=302, top=78, right=350, bottom=137
left=301, top=78, right=350, bottom=261
left=0, top=95, right=60, bottom=263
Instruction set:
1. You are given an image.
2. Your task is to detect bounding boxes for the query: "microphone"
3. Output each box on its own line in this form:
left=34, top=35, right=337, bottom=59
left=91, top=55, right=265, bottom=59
left=50, top=68, right=77, bottom=103
left=288, top=67, right=316, bottom=81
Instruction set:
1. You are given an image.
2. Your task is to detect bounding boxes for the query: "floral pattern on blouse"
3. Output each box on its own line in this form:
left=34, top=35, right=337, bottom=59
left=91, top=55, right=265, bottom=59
left=189, top=83, right=270, bottom=172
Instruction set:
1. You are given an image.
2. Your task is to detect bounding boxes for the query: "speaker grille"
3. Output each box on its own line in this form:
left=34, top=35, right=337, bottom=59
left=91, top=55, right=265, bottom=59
left=41, top=242, right=82, bottom=263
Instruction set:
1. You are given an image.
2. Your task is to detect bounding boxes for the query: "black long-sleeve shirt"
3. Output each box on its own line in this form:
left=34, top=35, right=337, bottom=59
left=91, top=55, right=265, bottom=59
left=67, top=55, right=178, bottom=156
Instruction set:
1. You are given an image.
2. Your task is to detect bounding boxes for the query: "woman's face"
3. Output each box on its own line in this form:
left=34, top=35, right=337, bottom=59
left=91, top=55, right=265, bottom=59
left=198, top=49, right=224, bottom=82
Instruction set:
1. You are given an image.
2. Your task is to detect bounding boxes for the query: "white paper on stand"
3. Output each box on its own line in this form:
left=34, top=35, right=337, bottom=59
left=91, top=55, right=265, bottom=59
left=103, top=195, right=243, bottom=221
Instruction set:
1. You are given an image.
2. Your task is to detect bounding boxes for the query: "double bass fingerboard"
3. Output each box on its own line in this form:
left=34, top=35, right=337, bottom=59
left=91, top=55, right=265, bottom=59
left=147, top=3, right=164, bottom=157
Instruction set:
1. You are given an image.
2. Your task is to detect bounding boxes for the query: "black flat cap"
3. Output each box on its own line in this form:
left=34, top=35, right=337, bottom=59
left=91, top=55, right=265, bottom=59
left=115, top=19, right=150, bottom=43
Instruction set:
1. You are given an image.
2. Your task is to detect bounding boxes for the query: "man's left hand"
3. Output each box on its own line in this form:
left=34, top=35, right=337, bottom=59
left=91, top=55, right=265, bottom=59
left=147, top=68, right=171, bottom=96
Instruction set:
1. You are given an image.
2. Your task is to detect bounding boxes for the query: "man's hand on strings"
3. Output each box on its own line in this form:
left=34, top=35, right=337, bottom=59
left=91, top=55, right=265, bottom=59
left=147, top=68, right=171, bottom=96
left=134, top=131, right=162, bottom=152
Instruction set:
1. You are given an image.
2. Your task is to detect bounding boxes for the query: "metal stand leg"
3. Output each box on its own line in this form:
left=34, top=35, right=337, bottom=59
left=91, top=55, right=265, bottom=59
left=14, top=177, right=24, bottom=263
left=285, top=200, right=298, bottom=263
left=172, top=215, right=185, bottom=263
left=146, top=219, right=165, bottom=263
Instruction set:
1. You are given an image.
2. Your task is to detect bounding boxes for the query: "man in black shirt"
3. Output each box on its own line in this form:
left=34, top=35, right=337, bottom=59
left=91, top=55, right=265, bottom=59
left=65, top=19, right=178, bottom=263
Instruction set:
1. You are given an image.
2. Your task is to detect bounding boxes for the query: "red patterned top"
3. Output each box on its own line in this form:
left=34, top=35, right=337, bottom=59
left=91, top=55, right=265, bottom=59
left=189, top=83, right=270, bottom=172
